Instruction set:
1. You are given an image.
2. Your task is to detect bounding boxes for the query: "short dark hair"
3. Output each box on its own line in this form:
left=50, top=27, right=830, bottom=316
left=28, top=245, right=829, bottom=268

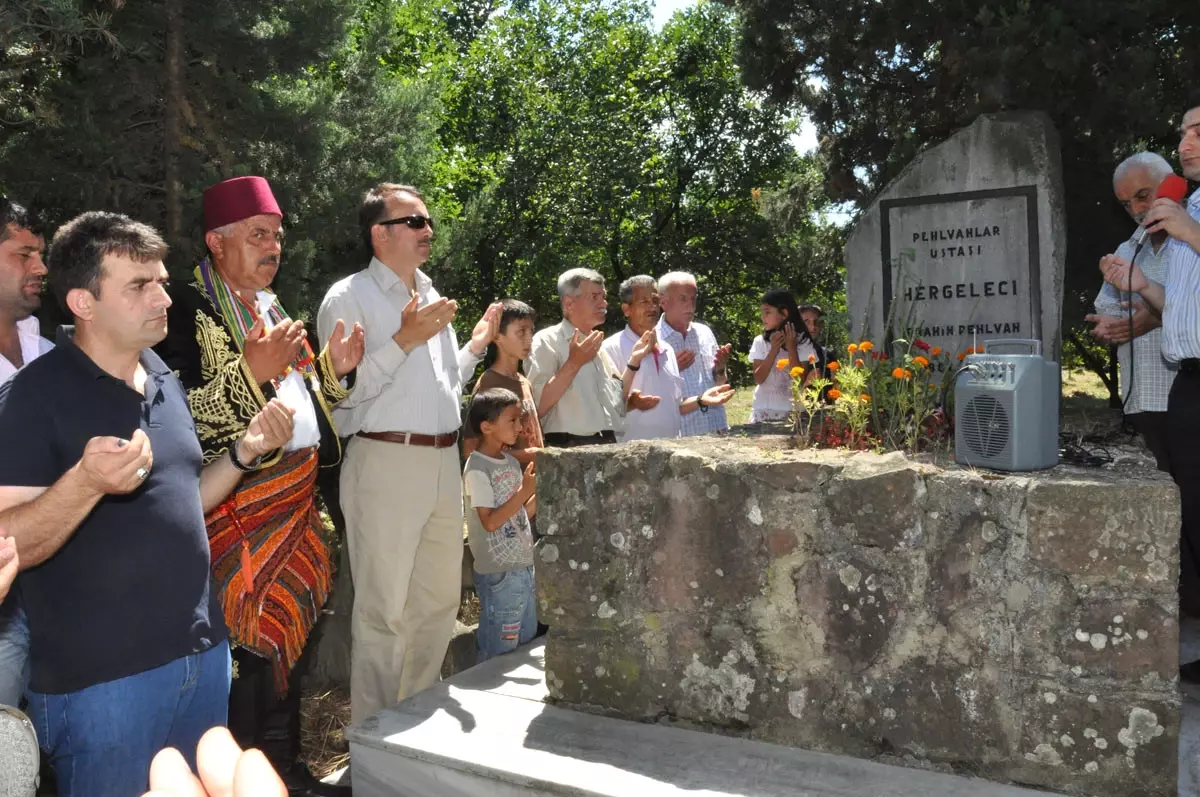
left=467, top=387, right=521, bottom=436
left=48, top=211, right=168, bottom=314
left=359, top=183, right=425, bottom=254
left=799, top=303, right=825, bottom=318
left=498, top=298, right=536, bottom=335
left=1186, top=91, right=1200, bottom=119
left=0, top=197, right=40, bottom=243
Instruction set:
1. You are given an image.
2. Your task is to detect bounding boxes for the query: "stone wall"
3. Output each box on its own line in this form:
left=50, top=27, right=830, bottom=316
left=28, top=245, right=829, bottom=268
left=536, top=438, right=1181, bottom=796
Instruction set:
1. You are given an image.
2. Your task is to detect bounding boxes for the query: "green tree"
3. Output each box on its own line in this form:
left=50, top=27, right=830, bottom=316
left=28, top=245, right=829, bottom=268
left=0, top=0, right=441, bottom=317
left=429, top=0, right=837, bottom=381
left=721, top=0, right=1198, bottom=397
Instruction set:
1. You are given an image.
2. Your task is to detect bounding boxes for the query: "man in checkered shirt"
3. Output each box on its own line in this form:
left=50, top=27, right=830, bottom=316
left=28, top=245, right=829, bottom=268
left=654, top=272, right=733, bottom=436
left=1086, top=152, right=1178, bottom=471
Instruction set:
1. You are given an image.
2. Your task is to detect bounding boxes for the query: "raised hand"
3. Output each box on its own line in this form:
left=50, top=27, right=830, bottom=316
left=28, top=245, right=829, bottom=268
left=0, top=536, right=17, bottom=603
left=630, top=329, right=657, bottom=368
left=141, top=726, right=286, bottom=797
left=675, top=349, right=697, bottom=371
left=713, top=343, right=732, bottom=369
left=1144, top=196, right=1200, bottom=243
left=700, top=384, right=736, bottom=406
left=1085, top=299, right=1159, bottom=345
left=239, top=399, right=295, bottom=462
left=567, top=330, right=604, bottom=367
left=243, top=317, right=307, bottom=386
left=520, top=461, right=536, bottom=499
left=783, top=322, right=799, bottom=349
left=469, top=301, right=504, bottom=356
left=76, top=429, right=154, bottom=497
left=393, top=295, right=458, bottom=353
left=768, top=330, right=785, bottom=352
left=1099, top=254, right=1148, bottom=294
left=627, top=389, right=661, bottom=412
left=325, top=319, right=365, bottom=378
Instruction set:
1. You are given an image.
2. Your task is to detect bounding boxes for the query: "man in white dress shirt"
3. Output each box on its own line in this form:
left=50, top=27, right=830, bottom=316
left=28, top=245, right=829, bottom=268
left=318, top=183, right=500, bottom=721
left=0, top=198, right=51, bottom=709
left=603, top=275, right=733, bottom=441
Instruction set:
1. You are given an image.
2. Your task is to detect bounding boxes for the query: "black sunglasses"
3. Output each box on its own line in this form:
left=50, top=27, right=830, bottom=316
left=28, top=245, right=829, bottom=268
left=377, top=215, right=435, bottom=231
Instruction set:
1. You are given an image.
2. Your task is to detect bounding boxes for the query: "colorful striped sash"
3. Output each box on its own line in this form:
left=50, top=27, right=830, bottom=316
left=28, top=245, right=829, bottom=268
left=206, top=448, right=332, bottom=695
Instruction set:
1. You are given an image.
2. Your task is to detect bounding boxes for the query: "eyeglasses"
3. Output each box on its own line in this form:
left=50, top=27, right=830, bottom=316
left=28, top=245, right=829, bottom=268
left=377, top=215, right=435, bottom=232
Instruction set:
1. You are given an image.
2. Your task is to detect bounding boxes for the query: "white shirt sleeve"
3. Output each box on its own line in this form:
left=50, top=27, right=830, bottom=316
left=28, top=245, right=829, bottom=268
left=525, top=331, right=562, bottom=411
left=318, top=285, right=408, bottom=410
left=749, top=335, right=770, bottom=362
left=465, top=468, right=497, bottom=509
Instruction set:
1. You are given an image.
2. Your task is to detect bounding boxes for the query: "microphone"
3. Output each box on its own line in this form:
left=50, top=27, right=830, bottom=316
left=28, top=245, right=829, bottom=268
left=1134, top=174, right=1190, bottom=244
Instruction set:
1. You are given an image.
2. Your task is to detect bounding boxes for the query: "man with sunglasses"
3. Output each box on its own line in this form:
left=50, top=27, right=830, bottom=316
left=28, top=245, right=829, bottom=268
left=156, top=176, right=364, bottom=796
left=318, top=183, right=501, bottom=723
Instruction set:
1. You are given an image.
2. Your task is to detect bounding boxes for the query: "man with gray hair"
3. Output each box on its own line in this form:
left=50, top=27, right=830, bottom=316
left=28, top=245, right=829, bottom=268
left=1085, top=152, right=1177, bottom=470
left=655, top=271, right=733, bottom=436
left=604, top=275, right=734, bottom=441
left=526, top=268, right=629, bottom=447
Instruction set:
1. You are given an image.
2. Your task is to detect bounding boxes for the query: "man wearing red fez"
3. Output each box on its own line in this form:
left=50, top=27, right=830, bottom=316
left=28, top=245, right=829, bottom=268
left=156, top=175, right=362, bottom=796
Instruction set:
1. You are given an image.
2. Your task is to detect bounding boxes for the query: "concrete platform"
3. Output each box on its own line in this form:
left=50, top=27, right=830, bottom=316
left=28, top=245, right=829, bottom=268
left=346, top=643, right=1066, bottom=797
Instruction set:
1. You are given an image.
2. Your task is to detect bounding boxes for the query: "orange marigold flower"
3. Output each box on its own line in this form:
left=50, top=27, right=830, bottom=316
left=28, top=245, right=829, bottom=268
left=847, top=343, right=859, bottom=354
left=957, top=351, right=967, bottom=361
left=776, top=359, right=789, bottom=370
left=860, top=393, right=871, bottom=403
left=929, top=383, right=938, bottom=390
left=789, top=366, right=804, bottom=378
left=827, top=361, right=840, bottom=372
left=904, top=369, right=914, bottom=379
left=859, top=341, right=874, bottom=352
left=854, top=358, right=865, bottom=367
left=912, top=355, right=930, bottom=368
left=891, top=366, right=906, bottom=379
left=808, top=353, right=817, bottom=363
left=827, top=388, right=842, bottom=400
left=931, top=346, right=943, bottom=356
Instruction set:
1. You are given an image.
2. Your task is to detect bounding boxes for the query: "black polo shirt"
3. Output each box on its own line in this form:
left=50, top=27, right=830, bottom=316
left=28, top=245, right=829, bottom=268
left=0, top=340, right=226, bottom=694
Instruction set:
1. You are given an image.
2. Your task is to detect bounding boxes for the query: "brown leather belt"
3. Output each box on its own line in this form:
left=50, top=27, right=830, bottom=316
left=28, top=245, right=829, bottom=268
left=356, top=430, right=460, bottom=448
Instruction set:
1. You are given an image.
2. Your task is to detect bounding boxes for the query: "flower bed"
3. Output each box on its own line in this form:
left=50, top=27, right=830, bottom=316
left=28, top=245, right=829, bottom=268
left=781, top=338, right=985, bottom=453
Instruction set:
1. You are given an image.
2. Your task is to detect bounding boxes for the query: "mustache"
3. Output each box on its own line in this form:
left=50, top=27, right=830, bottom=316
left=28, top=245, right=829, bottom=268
left=258, top=256, right=279, bottom=267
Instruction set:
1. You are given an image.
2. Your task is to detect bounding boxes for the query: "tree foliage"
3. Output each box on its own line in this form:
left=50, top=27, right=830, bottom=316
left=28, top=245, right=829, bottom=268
left=429, top=0, right=842, bottom=379
left=721, top=0, right=1199, bottom=391
left=1, top=0, right=440, bottom=316
left=2, top=0, right=839, bottom=380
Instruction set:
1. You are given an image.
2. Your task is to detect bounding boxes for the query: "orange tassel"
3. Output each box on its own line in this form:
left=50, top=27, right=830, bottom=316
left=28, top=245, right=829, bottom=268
left=240, top=539, right=254, bottom=595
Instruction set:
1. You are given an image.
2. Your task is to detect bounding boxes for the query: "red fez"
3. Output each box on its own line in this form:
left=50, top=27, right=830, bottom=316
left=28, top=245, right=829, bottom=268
left=203, top=176, right=283, bottom=232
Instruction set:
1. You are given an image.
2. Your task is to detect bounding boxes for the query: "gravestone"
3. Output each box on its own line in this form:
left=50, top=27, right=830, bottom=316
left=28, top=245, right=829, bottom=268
left=845, top=112, right=1066, bottom=361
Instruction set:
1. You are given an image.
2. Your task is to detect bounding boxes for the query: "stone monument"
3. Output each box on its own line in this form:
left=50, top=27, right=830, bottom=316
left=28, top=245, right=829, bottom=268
left=844, top=112, right=1066, bottom=361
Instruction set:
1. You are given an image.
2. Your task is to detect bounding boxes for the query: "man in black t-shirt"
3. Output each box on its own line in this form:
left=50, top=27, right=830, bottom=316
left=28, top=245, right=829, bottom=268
left=0, top=212, right=294, bottom=797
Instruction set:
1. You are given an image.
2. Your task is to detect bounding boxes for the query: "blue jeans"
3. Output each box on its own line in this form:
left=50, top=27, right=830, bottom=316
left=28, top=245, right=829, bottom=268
left=0, top=594, right=30, bottom=706
left=28, top=640, right=232, bottom=797
left=474, top=565, right=537, bottom=662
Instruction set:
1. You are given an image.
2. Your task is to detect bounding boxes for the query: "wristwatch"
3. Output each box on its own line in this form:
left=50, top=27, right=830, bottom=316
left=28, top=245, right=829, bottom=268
left=229, top=444, right=263, bottom=472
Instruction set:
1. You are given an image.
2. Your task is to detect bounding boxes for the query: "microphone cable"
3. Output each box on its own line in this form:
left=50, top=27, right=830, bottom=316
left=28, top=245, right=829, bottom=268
left=1120, top=238, right=1147, bottom=417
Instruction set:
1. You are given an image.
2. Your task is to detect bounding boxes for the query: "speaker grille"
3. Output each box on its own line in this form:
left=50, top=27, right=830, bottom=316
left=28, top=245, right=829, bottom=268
left=961, top=395, right=1010, bottom=459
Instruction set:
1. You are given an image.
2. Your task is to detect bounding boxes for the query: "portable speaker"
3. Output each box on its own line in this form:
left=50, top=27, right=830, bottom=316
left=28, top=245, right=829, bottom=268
left=954, top=339, right=1059, bottom=471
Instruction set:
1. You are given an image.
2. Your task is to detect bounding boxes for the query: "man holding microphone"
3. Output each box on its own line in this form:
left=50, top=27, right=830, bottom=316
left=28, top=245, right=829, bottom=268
left=1100, top=95, right=1200, bottom=650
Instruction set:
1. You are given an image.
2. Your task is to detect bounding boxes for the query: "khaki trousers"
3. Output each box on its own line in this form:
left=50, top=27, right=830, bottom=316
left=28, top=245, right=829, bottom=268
left=340, top=436, right=463, bottom=722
